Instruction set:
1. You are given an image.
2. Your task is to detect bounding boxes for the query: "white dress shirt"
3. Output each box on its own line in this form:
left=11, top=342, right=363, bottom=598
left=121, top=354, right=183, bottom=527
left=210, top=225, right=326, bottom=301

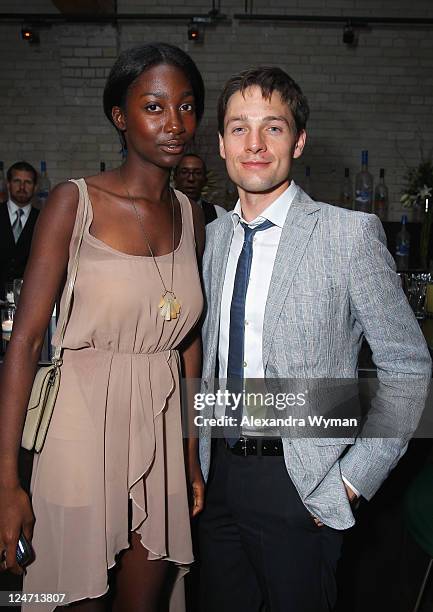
left=7, top=199, right=32, bottom=230
left=218, top=181, right=297, bottom=381
left=217, top=181, right=360, bottom=497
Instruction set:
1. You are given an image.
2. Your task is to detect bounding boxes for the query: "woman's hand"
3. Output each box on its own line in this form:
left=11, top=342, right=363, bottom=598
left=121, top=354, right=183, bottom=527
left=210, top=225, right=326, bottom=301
left=179, top=328, right=206, bottom=519
left=0, top=484, right=34, bottom=575
left=188, top=456, right=205, bottom=518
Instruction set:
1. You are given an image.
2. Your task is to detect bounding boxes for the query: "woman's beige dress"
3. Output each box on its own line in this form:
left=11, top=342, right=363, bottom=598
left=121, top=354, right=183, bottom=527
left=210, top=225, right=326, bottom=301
left=23, top=179, right=203, bottom=610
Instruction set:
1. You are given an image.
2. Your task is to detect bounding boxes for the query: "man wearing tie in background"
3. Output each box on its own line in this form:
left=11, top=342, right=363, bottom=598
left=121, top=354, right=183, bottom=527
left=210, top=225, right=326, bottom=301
left=198, top=67, right=431, bottom=612
left=0, top=161, right=39, bottom=299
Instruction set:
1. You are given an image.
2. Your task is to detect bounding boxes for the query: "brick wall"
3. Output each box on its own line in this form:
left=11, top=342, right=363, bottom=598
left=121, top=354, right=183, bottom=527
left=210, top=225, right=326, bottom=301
left=1, top=0, right=432, bottom=218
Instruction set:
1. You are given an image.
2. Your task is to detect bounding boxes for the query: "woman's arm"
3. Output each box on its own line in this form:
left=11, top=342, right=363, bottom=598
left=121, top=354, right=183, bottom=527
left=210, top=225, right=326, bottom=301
left=181, top=331, right=204, bottom=517
left=0, top=181, right=79, bottom=573
left=180, top=199, right=206, bottom=517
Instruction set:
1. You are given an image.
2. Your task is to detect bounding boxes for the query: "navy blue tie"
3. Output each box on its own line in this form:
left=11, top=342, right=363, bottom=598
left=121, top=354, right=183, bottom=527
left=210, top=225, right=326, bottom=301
left=225, top=218, right=274, bottom=445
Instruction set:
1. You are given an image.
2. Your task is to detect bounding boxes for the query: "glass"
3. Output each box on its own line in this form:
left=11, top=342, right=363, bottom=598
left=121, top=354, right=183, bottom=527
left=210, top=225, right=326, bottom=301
left=13, top=278, right=23, bottom=307
left=1, top=306, right=15, bottom=353
left=400, top=272, right=431, bottom=319
left=4, top=281, right=14, bottom=305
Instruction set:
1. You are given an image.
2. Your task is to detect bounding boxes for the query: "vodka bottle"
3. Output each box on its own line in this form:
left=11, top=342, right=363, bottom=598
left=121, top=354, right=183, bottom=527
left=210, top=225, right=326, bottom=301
left=374, top=168, right=388, bottom=221
left=0, top=161, right=7, bottom=201
left=395, top=215, right=410, bottom=271
left=37, top=160, right=51, bottom=208
left=354, top=151, right=373, bottom=213
left=339, top=168, right=353, bottom=209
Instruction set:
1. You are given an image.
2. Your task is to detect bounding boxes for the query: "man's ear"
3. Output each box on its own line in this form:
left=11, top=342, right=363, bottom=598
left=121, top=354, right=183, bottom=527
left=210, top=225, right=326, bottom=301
left=112, top=106, right=126, bottom=132
left=219, top=133, right=226, bottom=160
left=293, top=130, right=307, bottom=159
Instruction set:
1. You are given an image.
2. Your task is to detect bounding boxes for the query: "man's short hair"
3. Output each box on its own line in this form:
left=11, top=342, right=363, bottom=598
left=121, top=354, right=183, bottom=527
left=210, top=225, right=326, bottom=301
left=217, top=66, right=310, bottom=136
left=7, top=161, right=38, bottom=184
left=174, top=153, right=207, bottom=175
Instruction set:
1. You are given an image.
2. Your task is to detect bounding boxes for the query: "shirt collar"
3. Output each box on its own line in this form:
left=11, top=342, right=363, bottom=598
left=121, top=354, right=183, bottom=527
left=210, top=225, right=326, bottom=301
left=7, top=199, right=32, bottom=215
left=7, top=199, right=32, bottom=226
left=230, top=180, right=297, bottom=229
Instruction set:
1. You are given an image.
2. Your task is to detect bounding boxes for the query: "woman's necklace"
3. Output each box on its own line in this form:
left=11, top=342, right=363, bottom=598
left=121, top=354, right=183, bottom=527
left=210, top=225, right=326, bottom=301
left=119, top=170, right=181, bottom=321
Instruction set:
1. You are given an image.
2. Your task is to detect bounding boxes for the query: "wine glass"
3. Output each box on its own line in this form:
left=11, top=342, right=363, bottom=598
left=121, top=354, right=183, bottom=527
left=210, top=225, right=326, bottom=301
left=13, top=278, right=23, bottom=307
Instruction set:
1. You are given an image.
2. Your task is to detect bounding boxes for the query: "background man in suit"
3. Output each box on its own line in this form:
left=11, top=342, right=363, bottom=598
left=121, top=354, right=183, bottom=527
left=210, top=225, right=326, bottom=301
left=198, top=67, right=431, bottom=612
left=0, top=161, right=39, bottom=300
left=174, top=153, right=226, bottom=224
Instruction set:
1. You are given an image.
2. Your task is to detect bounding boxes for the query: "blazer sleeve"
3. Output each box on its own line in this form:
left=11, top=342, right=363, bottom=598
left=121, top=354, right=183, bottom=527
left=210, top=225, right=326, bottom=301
left=339, top=214, right=432, bottom=500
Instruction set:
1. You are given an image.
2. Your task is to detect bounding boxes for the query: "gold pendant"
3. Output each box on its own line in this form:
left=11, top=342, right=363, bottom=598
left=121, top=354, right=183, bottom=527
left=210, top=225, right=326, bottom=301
left=158, top=292, right=181, bottom=321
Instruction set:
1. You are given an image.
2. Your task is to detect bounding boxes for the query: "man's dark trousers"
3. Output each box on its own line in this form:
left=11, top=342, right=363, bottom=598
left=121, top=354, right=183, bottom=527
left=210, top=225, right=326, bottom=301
left=199, top=440, right=344, bottom=612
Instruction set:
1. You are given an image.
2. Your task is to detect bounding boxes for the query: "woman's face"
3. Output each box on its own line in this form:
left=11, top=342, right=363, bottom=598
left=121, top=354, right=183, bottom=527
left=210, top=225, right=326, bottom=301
left=113, top=63, right=197, bottom=168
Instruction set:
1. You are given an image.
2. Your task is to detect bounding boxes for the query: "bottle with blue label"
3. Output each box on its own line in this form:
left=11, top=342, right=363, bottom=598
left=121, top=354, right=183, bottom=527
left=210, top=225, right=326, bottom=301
left=354, top=150, right=373, bottom=213
left=395, top=215, right=410, bottom=271
left=37, top=160, right=51, bottom=208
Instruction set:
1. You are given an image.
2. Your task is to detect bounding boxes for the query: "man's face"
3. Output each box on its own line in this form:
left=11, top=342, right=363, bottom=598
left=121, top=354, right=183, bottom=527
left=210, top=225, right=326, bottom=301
left=174, top=155, right=207, bottom=201
left=7, top=170, right=37, bottom=206
left=219, top=85, right=306, bottom=197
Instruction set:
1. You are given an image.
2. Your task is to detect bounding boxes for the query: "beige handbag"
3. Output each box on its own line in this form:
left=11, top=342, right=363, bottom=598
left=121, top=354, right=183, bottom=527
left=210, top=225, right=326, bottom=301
left=21, top=183, right=88, bottom=452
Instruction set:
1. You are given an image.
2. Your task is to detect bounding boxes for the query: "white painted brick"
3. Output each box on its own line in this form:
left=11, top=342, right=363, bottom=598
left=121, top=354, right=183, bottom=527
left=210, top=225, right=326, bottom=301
left=0, top=0, right=432, bottom=211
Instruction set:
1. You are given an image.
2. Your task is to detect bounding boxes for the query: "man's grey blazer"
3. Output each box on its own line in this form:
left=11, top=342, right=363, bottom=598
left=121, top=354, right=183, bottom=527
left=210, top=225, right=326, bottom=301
left=199, top=185, right=431, bottom=530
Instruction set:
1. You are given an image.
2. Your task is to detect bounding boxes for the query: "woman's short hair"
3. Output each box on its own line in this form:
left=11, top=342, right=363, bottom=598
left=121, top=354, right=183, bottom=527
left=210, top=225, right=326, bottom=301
left=217, top=66, right=309, bottom=136
left=103, top=43, right=205, bottom=145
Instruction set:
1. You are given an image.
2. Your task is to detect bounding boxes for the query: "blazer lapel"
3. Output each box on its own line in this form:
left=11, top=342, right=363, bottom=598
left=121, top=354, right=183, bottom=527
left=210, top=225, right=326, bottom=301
left=206, top=216, right=234, bottom=367
left=262, top=188, right=320, bottom=369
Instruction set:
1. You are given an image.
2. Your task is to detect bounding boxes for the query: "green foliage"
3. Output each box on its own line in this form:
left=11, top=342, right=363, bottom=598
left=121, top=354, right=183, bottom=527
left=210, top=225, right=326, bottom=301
left=401, top=158, right=433, bottom=207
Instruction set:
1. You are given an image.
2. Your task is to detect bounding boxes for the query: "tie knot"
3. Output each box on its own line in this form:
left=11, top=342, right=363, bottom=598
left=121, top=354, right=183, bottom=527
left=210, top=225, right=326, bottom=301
left=16, top=208, right=24, bottom=218
left=241, top=219, right=274, bottom=243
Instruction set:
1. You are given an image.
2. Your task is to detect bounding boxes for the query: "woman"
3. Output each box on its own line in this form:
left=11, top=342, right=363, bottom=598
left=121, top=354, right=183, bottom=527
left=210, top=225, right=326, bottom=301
left=0, top=43, right=206, bottom=611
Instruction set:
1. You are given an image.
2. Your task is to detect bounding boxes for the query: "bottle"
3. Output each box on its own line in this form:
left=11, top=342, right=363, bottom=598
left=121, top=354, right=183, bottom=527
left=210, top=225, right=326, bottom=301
left=339, top=168, right=353, bottom=209
left=354, top=151, right=373, bottom=213
left=0, top=161, right=7, bottom=201
left=100, top=161, right=106, bottom=172
left=37, top=161, right=51, bottom=208
left=304, top=166, right=314, bottom=199
left=374, top=168, right=388, bottom=221
left=395, top=215, right=410, bottom=271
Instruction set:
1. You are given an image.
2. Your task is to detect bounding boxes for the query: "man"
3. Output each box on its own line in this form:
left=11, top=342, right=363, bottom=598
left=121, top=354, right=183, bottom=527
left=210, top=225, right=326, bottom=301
left=0, top=161, right=39, bottom=299
left=198, top=67, right=431, bottom=612
left=174, top=153, right=226, bottom=224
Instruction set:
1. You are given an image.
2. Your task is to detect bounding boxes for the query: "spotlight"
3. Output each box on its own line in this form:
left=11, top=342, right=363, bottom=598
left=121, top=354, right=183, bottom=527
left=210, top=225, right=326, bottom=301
left=188, top=23, right=200, bottom=41
left=343, top=22, right=355, bottom=45
left=21, top=25, right=39, bottom=44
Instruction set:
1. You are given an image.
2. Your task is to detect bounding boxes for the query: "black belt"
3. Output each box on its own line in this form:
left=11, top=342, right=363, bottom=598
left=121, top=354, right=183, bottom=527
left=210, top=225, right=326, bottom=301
left=224, top=437, right=283, bottom=457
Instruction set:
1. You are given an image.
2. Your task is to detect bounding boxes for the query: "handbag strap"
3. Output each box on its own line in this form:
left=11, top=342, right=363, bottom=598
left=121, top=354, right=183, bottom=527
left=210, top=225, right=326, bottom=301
left=52, top=179, right=89, bottom=362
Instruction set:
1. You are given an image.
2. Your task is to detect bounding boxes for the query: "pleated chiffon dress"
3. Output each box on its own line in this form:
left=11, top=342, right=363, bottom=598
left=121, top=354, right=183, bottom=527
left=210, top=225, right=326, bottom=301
left=23, top=179, right=203, bottom=610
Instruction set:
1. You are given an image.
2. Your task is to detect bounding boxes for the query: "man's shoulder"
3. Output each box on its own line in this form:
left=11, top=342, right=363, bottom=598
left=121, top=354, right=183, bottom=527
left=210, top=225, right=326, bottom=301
left=206, top=210, right=232, bottom=237
left=212, top=203, right=228, bottom=218
left=311, top=198, right=380, bottom=231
